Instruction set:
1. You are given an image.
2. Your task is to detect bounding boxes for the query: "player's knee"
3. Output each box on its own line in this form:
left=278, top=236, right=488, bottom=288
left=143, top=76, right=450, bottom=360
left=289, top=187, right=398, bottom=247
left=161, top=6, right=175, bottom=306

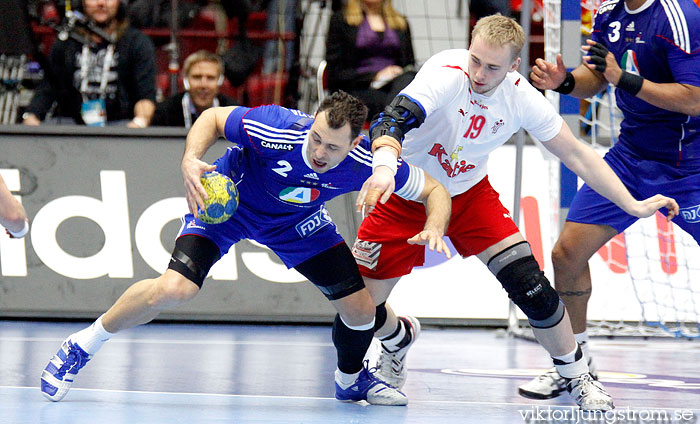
left=149, top=272, right=200, bottom=308
left=336, top=293, right=376, bottom=327
left=551, top=235, right=583, bottom=274
left=488, top=242, right=564, bottom=329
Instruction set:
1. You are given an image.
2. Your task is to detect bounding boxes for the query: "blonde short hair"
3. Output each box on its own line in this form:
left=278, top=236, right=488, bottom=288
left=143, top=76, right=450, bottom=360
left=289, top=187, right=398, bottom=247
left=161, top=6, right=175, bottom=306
left=183, top=50, right=224, bottom=77
left=343, top=0, right=407, bottom=31
left=471, top=15, right=525, bottom=60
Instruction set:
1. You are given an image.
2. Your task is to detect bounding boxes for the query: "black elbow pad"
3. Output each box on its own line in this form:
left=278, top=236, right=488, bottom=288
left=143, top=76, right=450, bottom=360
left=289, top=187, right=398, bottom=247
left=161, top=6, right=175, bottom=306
left=369, top=95, right=426, bottom=145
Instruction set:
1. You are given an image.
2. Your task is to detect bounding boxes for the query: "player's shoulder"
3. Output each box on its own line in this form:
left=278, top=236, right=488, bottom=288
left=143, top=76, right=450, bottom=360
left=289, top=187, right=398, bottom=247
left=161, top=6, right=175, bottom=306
left=244, top=104, right=313, bottom=129
left=650, top=0, right=700, bottom=52
left=594, top=0, right=622, bottom=19
left=344, top=135, right=373, bottom=168
left=239, top=105, right=311, bottom=151
left=502, top=70, right=539, bottom=97
left=657, top=0, right=700, bottom=28
left=242, top=105, right=312, bottom=136
left=423, top=49, right=469, bottom=72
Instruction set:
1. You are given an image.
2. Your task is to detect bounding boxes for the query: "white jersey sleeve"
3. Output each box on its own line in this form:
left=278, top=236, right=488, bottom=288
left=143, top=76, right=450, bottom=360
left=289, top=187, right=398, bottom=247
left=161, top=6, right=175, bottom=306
left=515, top=79, right=563, bottom=142
left=399, top=49, right=470, bottom=118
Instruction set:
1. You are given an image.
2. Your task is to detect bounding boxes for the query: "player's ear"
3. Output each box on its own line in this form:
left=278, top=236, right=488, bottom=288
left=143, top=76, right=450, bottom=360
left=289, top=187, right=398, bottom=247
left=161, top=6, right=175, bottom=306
left=510, top=57, right=521, bottom=72
left=350, top=135, right=363, bottom=149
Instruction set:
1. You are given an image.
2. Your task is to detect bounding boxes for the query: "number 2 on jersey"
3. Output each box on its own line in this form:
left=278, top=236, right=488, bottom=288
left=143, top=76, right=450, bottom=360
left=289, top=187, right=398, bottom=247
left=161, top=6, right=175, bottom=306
left=463, top=115, right=485, bottom=139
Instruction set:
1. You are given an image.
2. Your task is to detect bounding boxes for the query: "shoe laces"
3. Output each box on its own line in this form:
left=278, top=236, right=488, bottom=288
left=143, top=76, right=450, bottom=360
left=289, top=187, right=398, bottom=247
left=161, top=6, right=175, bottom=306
left=569, top=374, right=607, bottom=400
left=56, top=342, right=90, bottom=378
left=536, top=367, right=561, bottom=384
left=361, top=359, right=398, bottom=389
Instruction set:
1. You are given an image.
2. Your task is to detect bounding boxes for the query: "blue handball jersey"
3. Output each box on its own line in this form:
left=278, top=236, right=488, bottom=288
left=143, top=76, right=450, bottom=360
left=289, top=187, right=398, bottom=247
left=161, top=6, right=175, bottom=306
left=591, top=0, right=700, bottom=164
left=221, top=105, right=421, bottom=216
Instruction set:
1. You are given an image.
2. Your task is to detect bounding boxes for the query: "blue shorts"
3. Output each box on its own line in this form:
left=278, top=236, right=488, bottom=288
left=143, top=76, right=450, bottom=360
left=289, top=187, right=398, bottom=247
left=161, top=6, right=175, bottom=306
left=177, top=147, right=345, bottom=268
left=178, top=204, right=344, bottom=268
left=566, top=144, right=700, bottom=242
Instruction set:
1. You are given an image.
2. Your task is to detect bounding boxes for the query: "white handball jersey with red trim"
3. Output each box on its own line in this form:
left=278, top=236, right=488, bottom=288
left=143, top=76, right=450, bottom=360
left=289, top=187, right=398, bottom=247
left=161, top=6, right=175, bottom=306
left=399, top=49, right=563, bottom=196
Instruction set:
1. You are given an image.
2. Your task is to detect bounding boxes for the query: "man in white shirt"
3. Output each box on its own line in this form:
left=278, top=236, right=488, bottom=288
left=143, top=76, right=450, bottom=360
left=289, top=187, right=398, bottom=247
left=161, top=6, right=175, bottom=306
left=352, top=15, right=679, bottom=411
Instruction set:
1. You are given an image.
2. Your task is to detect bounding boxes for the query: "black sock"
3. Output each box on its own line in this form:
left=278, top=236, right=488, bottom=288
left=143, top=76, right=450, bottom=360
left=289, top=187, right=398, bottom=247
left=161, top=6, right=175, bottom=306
left=332, top=314, right=374, bottom=374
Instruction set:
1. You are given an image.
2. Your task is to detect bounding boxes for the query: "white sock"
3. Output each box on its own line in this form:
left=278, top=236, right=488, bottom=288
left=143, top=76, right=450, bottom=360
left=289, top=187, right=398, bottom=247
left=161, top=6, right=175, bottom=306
left=379, top=320, right=407, bottom=352
left=71, top=315, right=114, bottom=355
left=335, top=369, right=360, bottom=389
left=552, top=345, right=578, bottom=364
left=553, top=345, right=589, bottom=379
left=574, top=331, right=591, bottom=359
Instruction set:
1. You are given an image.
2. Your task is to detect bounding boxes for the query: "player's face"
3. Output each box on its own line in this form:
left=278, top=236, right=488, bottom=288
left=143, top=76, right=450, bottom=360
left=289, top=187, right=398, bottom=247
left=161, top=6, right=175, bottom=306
left=84, top=0, right=120, bottom=26
left=307, top=111, right=360, bottom=173
left=186, top=61, right=221, bottom=111
left=468, top=36, right=520, bottom=95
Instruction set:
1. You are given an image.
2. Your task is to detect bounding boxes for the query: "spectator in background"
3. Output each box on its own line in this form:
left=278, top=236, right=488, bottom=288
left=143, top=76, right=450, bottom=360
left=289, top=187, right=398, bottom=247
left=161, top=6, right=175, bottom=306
left=325, top=0, right=415, bottom=121
left=262, top=0, right=299, bottom=75
left=0, top=174, right=29, bottom=240
left=151, top=50, right=236, bottom=128
left=23, top=0, right=156, bottom=128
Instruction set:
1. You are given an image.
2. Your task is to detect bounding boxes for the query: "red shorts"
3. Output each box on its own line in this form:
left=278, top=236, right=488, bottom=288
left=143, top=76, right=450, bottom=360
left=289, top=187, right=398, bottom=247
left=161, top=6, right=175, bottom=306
left=353, top=176, right=519, bottom=279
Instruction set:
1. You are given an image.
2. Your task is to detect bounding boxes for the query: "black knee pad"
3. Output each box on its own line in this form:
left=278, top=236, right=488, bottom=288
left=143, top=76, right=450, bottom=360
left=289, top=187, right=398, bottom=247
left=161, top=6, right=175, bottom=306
left=295, top=243, right=366, bottom=300
left=487, top=242, right=564, bottom=329
left=375, top=302, right=388, bottom=331
left=167, top=235, right=221, bottom=288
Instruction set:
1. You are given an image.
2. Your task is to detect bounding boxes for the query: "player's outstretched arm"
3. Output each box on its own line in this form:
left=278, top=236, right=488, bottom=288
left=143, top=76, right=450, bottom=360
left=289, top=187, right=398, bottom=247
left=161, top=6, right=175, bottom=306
left=0, top=175, right=29, bottom=238
left=530, top=53, right=606, bottom=99
left=182, top=106, right=237, bottom=216
left=408, top=172, right=452, bottom=259
left=543, top=122, right=679, bottom=220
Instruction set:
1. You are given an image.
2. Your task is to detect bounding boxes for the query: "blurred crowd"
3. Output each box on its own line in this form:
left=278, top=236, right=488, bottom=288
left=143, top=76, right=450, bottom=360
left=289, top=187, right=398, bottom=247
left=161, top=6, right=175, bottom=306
left=1, top=0, right=517, bottom=128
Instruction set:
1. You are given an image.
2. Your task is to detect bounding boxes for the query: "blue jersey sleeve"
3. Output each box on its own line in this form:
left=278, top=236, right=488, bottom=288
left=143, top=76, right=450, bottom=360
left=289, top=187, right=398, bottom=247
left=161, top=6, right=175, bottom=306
left=662, top=1, right=700, bottom=86
left=223, top=106, right=253, bottom=148
left=393, top=161, right=425, bottom=201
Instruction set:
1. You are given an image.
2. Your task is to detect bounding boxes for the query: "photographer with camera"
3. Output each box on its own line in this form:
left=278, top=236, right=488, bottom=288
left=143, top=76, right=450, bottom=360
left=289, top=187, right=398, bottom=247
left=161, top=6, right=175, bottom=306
left=23, top=0, right=156, bottom=127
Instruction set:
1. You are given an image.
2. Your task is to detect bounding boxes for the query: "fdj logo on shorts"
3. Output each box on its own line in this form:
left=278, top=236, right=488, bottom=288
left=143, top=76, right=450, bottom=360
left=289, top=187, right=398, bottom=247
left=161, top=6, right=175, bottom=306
left=680, top=204, right=700, bottom=223
left=295, top=206, right=332, bottom=238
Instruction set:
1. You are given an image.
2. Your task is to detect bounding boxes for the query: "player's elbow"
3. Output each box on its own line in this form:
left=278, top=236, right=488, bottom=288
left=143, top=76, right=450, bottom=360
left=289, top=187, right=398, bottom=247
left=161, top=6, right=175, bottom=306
left=3, top=211, right=27, bottom=233
left=686, top=102, right=700, bottom=117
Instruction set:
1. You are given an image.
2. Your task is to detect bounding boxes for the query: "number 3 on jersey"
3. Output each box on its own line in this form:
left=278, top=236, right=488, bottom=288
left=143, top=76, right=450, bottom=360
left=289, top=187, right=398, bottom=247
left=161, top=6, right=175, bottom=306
left=463, top=115, right=485, bottom=139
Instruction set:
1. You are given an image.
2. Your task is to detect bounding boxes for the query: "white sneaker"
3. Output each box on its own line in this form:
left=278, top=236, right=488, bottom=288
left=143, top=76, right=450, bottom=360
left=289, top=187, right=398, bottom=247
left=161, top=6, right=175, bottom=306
left=335, top=360, right=408, bottom=406
left=40, top=338, right=92, bottom=401
left=376, top=316, right=420, bottom=389
left=518, top=367, right=566, bottom=399
left=518, top=356, right=598, bottom=399
left=566, top=373, right=614, bottom=411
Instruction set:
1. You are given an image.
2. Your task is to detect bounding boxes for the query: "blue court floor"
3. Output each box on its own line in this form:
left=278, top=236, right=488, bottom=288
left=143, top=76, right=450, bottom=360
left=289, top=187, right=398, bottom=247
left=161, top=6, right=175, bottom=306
left=1, top=320, right=699, bottom=424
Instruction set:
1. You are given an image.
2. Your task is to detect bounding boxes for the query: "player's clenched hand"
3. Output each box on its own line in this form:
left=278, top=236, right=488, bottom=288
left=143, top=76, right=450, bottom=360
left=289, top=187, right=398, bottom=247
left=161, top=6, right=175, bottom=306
left=407, top=230, right=452, bottom=259
left=356, top=166, right=395, bottom=217
left=628, top=194, right=679, bottom=220
left=582, top=40, right=623, bottom=85
left=181, top=154, right=216, bottom=217
left=530, top=54, right=567, bottom=91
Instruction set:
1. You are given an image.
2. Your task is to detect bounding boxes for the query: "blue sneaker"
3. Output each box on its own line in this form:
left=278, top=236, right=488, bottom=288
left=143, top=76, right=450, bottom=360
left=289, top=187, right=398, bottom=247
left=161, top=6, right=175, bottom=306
left=335, top=361, right=408, bottom=405
left=40, top=338, right=92, bottom=401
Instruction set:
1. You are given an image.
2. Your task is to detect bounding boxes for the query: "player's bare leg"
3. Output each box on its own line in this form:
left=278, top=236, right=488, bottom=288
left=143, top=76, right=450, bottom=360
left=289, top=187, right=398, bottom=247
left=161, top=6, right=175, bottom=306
left=480, top=233, right=612, bottom=410
left=552, top=222, right=618, bottom=334
left=40, top=269, right=200, bottom=401
left=103, top=269, right=201, bottom=332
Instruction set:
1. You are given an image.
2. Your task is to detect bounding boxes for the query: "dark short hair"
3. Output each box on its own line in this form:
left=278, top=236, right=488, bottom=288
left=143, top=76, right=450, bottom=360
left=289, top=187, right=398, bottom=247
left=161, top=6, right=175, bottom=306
left=316, top=91, right=368, bottom=139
